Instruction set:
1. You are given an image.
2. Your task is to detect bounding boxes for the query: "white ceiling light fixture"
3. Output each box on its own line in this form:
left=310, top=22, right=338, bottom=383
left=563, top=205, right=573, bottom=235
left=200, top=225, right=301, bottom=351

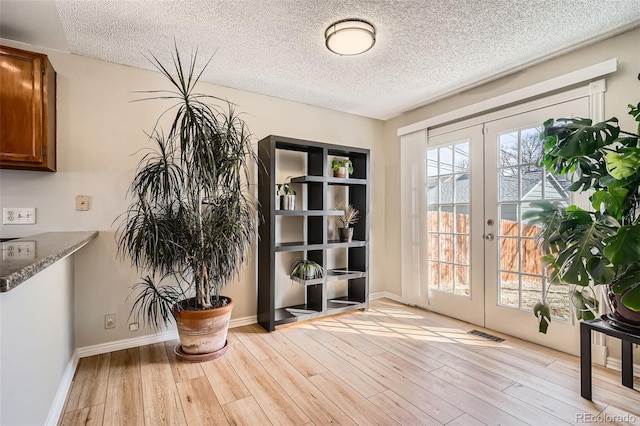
left=325, top=19, right=376, bottom=56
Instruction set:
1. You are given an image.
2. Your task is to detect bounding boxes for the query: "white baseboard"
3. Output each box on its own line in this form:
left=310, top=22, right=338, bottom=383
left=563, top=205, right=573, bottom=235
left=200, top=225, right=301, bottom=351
left=370, top=292, right=403, bottom=303
left=76, top=315, right=257, bottom=358
left=45, top=350, right=79, bottom=426
left=77, top=329, right=180, bottom=358
left=606, top=356, right=640, bottom=377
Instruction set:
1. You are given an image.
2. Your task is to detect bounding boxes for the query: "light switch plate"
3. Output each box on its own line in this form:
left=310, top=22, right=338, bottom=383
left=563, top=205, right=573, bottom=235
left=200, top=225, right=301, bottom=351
left=76, top=195, right=90, bottom=211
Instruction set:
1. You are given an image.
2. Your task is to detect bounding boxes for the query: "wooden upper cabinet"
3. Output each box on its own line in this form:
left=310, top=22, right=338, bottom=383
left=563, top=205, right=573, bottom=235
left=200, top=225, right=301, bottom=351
left=0, top=45, right=56, bottom=171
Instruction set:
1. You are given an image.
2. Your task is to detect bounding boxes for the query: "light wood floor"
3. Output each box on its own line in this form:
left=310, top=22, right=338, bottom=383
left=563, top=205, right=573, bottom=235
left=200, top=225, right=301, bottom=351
left=61, top=299, right=640, bottom=426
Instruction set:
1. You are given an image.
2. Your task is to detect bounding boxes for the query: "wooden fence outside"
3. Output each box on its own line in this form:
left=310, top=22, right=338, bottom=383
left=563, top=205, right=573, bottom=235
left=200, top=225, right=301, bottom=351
left=427, top=211, right=543, bottom=278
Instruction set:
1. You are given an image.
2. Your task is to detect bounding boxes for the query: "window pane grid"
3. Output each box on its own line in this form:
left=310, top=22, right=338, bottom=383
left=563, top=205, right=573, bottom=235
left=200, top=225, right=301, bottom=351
left=426, top=142, right=471, bottom=297
left=496, top=126, right=569, bottom=320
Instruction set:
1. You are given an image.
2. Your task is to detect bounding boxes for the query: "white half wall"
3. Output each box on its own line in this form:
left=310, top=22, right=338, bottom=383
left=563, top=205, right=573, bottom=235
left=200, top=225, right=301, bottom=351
left=0, top=257, right=75, bottom=426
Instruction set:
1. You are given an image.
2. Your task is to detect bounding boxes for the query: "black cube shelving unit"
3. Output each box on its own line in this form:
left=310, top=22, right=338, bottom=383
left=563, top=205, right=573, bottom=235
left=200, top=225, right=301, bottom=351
left=257, top=135, right=370, bottom=331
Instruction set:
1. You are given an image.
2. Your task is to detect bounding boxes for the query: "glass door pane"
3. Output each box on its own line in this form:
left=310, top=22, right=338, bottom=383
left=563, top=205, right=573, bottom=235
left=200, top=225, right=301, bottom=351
left=426, top=142, right=471, bottom=297
left=496, top=126, right=571, bottom=319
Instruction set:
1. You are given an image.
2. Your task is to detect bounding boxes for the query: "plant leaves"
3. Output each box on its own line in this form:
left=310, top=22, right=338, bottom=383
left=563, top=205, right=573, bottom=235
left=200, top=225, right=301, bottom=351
left=610, top=260, right=640, bottom=310
left=533, top=302, right=551, bottom=334
left=629, top=98, right=640, bottom=135
left=571, top=287, right=597, bottom=321
left=603, top=224, right=640, bottom=265
left=531, top=76, right=640, bottom=334
left=523, top=200, right=567, bottom=254
left=543, top=117, right=619, bottom=159
left=549, top=208, right=612, bottom=286
left=586, top=257, right=615, bottom=284
left=590, top=187, right=628, bottom=221
left=606, top=148, right=640, bottom=180
left=621, top=284, right=640, bottom=311
left=611, top=264, right=640, bottom=294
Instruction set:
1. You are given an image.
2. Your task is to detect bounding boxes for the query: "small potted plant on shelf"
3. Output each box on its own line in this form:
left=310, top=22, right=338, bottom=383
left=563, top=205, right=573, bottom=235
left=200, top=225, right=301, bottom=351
left=524, top=74, right=640, bottom=334
left=334, top=204, right=359, bottom=242
left=276, top=176, right=296, bottom=210
left=290, top=259, right=325, bottom=282
left=332, top=158, right=353, bottom=178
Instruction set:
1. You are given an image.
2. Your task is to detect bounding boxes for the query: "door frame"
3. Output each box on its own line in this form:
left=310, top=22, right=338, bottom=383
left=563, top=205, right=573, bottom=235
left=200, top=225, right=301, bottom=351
left=398, top=59, right=614, bottom=137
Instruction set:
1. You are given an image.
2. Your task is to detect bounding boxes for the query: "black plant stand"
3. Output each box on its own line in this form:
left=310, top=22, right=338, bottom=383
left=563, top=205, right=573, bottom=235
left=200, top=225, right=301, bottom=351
left=580, top=317, right=640, bottom=400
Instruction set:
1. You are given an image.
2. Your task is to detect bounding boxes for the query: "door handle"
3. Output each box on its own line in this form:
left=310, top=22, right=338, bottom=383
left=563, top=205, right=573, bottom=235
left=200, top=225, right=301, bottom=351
left=484, top=233, right=495, bottom=241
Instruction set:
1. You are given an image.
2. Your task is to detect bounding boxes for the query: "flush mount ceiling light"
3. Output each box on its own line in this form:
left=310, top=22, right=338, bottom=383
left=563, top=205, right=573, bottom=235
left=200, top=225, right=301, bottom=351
left=325, top=19, right=376, bottom=56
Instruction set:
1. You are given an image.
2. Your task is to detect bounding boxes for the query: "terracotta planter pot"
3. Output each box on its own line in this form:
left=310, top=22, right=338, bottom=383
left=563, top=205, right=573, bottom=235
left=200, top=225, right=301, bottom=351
left=174, top=297, right=233, bottom=359
left=607, top=286, right=640, bottom=328
left=333, top=167, right=347, bottom=178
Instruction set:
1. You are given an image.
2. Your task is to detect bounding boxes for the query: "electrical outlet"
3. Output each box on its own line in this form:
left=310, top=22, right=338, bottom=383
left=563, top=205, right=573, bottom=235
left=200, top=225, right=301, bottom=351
left=2, top=208, right=36, bottom=224
left=2, top=241, right=36, bottom=261
left=105, top=314, right=116, bottom=329
left=129, top=323, right=139, bottom=331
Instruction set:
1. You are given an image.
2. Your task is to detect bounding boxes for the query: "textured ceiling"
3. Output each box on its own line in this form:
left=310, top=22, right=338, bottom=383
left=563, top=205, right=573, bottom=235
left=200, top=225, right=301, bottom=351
left=2, top=1, right=640, bottom=119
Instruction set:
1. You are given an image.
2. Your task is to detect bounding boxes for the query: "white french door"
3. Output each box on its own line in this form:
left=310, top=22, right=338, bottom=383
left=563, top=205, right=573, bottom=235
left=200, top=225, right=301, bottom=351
left=425, top=97, right=589, bottom=354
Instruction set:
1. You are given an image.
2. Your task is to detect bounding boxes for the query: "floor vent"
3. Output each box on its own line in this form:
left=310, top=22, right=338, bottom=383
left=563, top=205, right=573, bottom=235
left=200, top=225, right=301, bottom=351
left=467, top=329, right=505, bottom=343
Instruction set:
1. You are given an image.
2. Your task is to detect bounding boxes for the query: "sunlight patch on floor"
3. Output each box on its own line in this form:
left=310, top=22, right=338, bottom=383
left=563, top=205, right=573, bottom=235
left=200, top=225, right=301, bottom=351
left=353, top=310, right=389, bottom=317
left=316, top=320, right=350, bottom=328
left=437, top=331, right=481, bottom=339
left=354, top=324, right=395, bottom=332
left=453, top=339, right=505, bottom=347
left=289, top=304, right=512, bottom=348
left=361, top=330, right=407, bottom=338
left=317, top=325, right=361, bottom=334
left=371, top=309, right=424, bottom=319
left=296, top=323, right=318, bottom=330
left=406, top=335, right=456, bottom=343
left=389, top=328, right=438, bottom=337
left=420, top=325, right=463, bottom=332
left=376, top=322, right=422, bottom=330
left=338, top=319, right=378, bottom=325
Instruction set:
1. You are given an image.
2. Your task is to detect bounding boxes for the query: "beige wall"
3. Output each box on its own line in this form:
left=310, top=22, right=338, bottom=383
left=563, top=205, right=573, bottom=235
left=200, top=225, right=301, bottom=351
left=0, top=39, right=384, bottom=348
left=382, top=26, right=640, bottom=298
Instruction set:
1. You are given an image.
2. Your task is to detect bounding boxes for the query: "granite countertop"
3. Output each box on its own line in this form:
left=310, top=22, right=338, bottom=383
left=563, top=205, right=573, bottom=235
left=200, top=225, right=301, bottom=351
left=0, top=231, right=98, bottom=292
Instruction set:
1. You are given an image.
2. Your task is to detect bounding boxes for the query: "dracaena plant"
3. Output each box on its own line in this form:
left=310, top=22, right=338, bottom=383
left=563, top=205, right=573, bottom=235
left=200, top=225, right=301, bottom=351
left=524, top=74, right=640, bottom=333
left=116, top=45, right=259, bottom=330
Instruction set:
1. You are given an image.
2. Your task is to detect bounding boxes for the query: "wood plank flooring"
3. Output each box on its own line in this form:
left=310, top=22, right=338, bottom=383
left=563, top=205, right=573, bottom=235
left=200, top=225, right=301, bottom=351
left=60, top=299, right=640, bottom=425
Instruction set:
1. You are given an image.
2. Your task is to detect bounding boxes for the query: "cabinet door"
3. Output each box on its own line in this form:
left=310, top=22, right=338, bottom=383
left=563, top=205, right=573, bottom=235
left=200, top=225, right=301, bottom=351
left=0, top=46, right=56, bottom=171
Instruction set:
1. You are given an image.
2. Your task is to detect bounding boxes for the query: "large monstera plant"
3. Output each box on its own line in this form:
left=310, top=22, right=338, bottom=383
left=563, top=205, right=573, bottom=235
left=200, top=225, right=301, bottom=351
left=525, top=74, right=640, bottom=333
left=116, top=45, right=258, bottom=350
